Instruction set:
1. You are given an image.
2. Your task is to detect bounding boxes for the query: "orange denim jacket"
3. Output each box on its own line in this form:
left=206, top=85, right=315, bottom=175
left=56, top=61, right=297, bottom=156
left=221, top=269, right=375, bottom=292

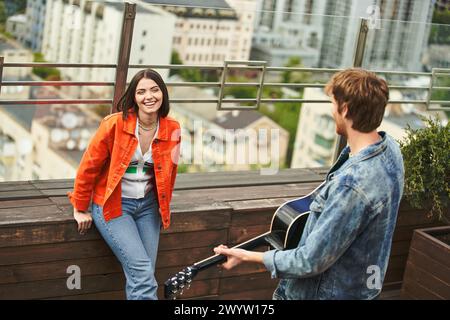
left=67, top=111, right=181, bottom=229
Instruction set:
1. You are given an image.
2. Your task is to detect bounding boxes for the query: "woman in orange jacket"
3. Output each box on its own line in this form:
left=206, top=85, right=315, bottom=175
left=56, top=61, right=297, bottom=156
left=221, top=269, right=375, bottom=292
left=67, top=69, right=181, bottom=300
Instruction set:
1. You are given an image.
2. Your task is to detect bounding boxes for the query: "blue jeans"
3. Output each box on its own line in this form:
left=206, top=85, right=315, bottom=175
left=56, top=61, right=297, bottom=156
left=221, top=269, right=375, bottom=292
left=92, top=190, right=161, bottom=300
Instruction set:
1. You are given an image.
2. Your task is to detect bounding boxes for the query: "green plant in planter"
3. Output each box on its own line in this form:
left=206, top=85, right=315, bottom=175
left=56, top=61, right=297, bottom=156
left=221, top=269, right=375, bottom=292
left=399, top=116, right=450, bottom=223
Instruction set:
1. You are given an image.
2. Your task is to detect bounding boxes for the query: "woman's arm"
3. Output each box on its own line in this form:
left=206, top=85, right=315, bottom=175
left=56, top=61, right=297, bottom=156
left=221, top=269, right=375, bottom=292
left=169, top=124, right=181, bottom=201
left=67, top=118, right=111, bottom=212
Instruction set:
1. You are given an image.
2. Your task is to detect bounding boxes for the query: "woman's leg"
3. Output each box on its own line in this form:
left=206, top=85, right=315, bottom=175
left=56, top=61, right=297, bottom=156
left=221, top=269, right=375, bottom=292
left=91, top=201, right=158, bottom=300
left=133, top=190, right=161, bottom=274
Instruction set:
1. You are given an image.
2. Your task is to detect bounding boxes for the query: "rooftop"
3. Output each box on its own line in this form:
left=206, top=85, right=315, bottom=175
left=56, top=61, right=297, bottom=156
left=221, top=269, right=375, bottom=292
left=214, top=110, right=262, bottom=129
left=142, top=0, right=238, bottom=20
left=0, top=168, right=425, bottom=300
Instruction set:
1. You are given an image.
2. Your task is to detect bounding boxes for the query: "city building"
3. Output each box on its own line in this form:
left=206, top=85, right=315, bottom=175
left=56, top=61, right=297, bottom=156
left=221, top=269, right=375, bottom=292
left=23, top=0, right=47, bottom=51
left=143, top=0, right=256, bottom=65
left=318, top=0, right=435, bottom=71
left=290, top=87, right=445, bottom=169
left=168, top=80, right=289, bottom=171
left=41, top=0, right=175, bottom=97
left=252, top=0, right=326, bottom=67
left=5, top=14, right=27, bottom=44
left=0, top=103, right=100, bottom=182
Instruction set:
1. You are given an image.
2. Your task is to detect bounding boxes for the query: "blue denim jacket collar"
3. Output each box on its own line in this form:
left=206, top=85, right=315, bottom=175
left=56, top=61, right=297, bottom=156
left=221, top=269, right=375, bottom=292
left=327, top=131, right=387, bottom=181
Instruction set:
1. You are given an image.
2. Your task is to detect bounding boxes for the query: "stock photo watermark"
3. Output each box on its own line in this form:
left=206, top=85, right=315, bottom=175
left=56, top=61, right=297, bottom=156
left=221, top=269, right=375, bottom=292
left=66, top=265, right=81, bottom=290
left=171, top=121, right=281, bottom=175
left=366, top=5, right=381, bottom=30
left=366, top=265, right=382, bottom=290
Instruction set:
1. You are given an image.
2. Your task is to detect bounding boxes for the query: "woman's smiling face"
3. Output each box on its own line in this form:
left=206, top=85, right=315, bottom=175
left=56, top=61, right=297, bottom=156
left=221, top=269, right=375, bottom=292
left=134, top=78, right=163, bottom=115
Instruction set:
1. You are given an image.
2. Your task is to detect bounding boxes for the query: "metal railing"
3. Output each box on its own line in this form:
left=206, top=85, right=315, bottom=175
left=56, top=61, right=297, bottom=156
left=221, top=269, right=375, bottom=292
left=1, top=61, right=448, bottom=107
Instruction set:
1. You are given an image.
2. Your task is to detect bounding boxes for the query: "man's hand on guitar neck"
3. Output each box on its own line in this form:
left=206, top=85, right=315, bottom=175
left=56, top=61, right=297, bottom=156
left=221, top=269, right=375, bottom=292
left=213, top=245, right=264, bottom=270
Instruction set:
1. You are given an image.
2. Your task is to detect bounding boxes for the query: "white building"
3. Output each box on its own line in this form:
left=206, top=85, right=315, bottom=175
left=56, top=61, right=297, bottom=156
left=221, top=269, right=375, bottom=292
left=291, top=88, right=336, bottom=168
left=0, top=103, right=100, bottom=182
left=6, top=14, right=27, bottom=44
left=23, top=0, right=47, bottom=51
left=318, top=0, right=435, bottom=71
left=290, top=88, right=441, bottom=169
left=143, top=0, right=256, bottom=65
left=252, top=0, right=326, bottom=67
left=41, top=0, right=175, bottom=97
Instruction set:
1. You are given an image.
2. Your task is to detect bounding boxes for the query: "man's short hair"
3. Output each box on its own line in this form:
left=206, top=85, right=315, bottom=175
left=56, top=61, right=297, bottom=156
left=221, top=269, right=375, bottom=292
left=325, top=68, right=389, bottom=132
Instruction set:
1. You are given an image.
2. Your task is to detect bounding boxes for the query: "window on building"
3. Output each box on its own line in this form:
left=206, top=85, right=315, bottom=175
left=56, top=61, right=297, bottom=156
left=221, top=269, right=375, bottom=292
left=142, top=30, right=146, bottom=36
left=314, top=134, right=334, bottom=150
left=140, top=44, right=145, bottom=51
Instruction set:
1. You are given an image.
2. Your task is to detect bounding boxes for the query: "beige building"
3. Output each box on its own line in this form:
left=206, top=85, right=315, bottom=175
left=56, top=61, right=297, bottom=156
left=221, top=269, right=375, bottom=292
left=168, top=82, right=289, bottom=172
left=148, top=0, right=256, bottom=65
left=1, top=48, right=33, bottom=100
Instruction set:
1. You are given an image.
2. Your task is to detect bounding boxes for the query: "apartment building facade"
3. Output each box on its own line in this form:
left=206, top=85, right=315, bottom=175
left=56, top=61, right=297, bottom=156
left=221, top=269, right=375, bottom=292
left=252, top=0, right=326, bottom=67
left=318, top=0, right=435, bottom=71
left=41, top=0, right=175, bottom=97
left=143, top=0, right=256, bottom=65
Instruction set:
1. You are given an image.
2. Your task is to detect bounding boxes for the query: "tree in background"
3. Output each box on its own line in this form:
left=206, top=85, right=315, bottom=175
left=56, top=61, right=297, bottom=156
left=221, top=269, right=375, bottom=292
left=170, top=50, right=219, bottom=82
left=281, top=56, right=312, bottom=94
left=222, top=57, right=310, bottom=167
left=0, top=1, right=7, bottom=33
left=32, top=52, right=61, bottom=81
left=429, top=8, right=450, bottom=45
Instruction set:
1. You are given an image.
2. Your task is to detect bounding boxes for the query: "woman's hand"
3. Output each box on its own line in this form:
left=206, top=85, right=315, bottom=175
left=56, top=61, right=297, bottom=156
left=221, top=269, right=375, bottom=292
left=73, top=208, right=93, bottom=235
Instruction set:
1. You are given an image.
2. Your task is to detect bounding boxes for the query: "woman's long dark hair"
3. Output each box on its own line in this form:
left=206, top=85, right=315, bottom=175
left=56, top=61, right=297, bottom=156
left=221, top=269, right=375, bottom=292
left=117, top=69, right=170, bottom=119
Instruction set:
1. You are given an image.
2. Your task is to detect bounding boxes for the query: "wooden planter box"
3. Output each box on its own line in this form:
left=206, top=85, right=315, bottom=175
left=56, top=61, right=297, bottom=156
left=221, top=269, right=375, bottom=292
left=400, top=226, right=450, bottom=299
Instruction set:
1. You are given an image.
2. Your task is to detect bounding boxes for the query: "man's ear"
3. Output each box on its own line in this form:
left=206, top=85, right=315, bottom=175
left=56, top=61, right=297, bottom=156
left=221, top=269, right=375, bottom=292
left=341, top=103, right=349, bottom=118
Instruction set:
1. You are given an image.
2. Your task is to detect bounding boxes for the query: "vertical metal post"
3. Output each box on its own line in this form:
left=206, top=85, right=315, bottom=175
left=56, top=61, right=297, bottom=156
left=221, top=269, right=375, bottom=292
left=333, top=18, right=369, bottom=161
left=0, top=56, right=4, bottom=94
left=425, top=68, right=435, bottom=110
left=112, top=2, right=136, bottom=114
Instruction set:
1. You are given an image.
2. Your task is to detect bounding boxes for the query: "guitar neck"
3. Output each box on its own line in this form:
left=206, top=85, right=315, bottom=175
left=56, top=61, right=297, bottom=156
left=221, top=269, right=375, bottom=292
left=192, top=231, right=272, bottom=272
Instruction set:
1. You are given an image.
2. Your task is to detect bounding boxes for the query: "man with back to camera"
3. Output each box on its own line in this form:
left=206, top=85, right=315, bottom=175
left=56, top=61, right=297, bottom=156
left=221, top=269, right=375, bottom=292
left=214, top=68, right=405, bottom=300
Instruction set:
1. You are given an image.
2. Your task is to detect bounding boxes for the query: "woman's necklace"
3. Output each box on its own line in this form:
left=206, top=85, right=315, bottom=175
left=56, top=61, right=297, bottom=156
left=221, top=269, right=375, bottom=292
left=138, top=120, right=157, bottom=132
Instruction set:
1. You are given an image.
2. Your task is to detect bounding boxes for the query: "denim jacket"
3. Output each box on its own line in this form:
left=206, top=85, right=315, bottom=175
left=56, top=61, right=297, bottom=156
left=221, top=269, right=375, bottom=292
left=263, top=132, right=404, bottom=300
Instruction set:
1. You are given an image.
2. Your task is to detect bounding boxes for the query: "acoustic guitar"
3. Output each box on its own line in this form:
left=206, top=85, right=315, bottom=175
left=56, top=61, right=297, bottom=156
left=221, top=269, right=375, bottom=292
left=164, top=181, right=325, bottom=299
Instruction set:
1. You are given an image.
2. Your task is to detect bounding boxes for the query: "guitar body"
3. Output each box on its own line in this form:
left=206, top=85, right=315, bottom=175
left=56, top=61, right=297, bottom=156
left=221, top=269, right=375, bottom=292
left=267, top=192, right=317, bottom=250
left=164, top=181, right=325, bottom=299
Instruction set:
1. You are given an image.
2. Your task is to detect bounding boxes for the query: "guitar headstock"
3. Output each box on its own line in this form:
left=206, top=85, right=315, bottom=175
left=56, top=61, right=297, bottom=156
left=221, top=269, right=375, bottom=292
left=164, top=266, right=197, bottom=299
